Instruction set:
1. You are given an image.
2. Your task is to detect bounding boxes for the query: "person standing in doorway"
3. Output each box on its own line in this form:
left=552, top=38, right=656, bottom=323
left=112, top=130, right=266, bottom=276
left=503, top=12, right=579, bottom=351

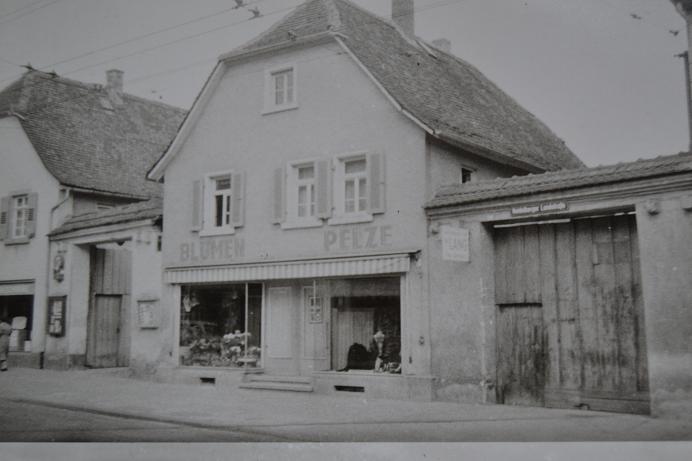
left=0, top=316, right=11, bottom=371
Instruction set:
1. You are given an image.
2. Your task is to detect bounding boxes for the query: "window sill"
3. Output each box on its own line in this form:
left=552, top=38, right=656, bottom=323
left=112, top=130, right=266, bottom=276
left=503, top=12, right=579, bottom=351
left=198, top=227, right=235, bottom=238
left=280, top=218, right=324, bottom=230
left=327, top=213, right=374, bottom=226
left=262, top=103, right=298, bottom=116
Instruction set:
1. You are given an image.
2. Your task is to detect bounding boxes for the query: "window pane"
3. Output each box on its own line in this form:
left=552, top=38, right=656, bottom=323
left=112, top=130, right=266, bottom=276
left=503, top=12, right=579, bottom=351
left=286, top=70, right=294, bottom=103
left=215, top=195, right=223, bottom=227
left=298, top=185, right=307, bottom=217
left=298, top=165, right=314, bottom=180
left=180, top=285, right=262, bottom=368
left=216, top=177, right=231, bottom=190
left=345, top=158, right=366, bottom=174
left=358, top=177, right=367, bottom=211
left=310, top=184, right=315, bottom=216
left=225, top=195, right=231, bottom=225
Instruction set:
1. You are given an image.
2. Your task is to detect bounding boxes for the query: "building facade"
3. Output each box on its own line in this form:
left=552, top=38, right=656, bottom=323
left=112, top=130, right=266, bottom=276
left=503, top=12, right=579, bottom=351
left=147, top=0, right=581, bottom=398
left=0, top=69, right=185, bottom=369
left=426, top=153, right=692, bottom=416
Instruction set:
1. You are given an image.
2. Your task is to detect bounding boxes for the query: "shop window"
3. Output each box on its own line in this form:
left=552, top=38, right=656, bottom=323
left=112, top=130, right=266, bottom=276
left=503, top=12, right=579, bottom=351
left=0, top=295, right=33, bottom=350
left=330, top=278, right=401, bottom=374
left=179, top=284, right=262, bottom=368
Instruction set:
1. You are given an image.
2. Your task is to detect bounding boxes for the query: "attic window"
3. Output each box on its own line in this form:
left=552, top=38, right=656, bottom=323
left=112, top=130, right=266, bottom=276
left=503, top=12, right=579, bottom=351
left=263, top=64, right=298, bottom=114
left=461, top=167, right=474, bottom=184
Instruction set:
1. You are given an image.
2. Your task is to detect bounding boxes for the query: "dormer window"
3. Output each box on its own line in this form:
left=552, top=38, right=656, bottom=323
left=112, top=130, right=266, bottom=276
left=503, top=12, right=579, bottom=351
left=460, top=167, right=474, bottom=184
left=263, top=64, right=298, bottom=114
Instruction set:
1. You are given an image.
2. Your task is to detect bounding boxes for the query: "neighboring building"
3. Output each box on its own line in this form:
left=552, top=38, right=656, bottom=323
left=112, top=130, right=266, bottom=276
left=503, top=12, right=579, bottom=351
left=147, top=0, right=581, bottom=399
left=426, top=153, right=692, bottom=417
left=0, top=69, right=185, bottom=369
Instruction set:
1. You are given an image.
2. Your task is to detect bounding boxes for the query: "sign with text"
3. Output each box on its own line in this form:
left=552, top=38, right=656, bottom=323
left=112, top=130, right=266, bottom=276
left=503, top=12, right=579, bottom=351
left=179, top=237, right=245, bottom=264
left=137, top=299, right=160, bottom=329
left=441, top=226, right=470, bottom=262
left=323, top=225, right=393, bottom=252
left=511, top=202, right=568, bottom=216
left=47, top=296, right=66, bottom=337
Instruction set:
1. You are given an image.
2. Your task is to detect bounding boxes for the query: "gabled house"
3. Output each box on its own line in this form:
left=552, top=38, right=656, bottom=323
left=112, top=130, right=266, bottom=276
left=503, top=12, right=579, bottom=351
left=0, top=69, right=185, bottom=369
left=147, top=0, right=582, bottom=399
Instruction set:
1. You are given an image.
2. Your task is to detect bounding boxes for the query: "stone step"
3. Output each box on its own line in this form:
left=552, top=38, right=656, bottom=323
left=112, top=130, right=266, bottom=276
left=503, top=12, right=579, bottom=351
left=238, top=381, right=314, bottom=392
left=246, top=374, right=313, bottom=385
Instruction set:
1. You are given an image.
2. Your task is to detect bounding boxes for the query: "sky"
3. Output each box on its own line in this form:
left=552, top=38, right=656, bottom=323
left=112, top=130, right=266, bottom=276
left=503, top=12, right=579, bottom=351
left=0, top=0, right=687, bottom=167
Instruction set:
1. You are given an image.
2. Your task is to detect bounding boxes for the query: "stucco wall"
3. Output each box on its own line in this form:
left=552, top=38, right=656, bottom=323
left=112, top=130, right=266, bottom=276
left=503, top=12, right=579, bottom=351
left=636, top=193, right=692, bottom=418
left=0, top=116, right=61, bottom=353
left=162, top=42, right=428, bottom=267
left=426, top=181, right=692, bottom=416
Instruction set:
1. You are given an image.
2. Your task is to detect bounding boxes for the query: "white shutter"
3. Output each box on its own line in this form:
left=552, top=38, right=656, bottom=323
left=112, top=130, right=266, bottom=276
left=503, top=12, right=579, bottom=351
left=0, top=196, right=9, bottom=241
left=273, top=167, right=286, bottom=224
left=315, top=159, right=332, bottom=219
left=191, top=180, right=203, bottom=231
left=231, top=171, right=245, bottom=228
left=26, top=193, right=38, bottom=238
left=368, top=152, right=386, bottom=214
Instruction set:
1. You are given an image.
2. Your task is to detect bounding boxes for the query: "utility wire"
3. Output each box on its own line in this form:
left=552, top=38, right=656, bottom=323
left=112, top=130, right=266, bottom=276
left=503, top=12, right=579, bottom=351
left=0, top=0, right=47, bottom=21
left=0, top=0, right=271, bottom=85
left=0, top=0, right=63, bottom=26
left=5, top=0, right=465, bottom=118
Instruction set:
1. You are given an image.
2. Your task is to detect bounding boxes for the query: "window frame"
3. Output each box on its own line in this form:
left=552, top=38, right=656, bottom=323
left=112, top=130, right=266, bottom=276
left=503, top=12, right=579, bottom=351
left=282, top=159, right=323, bottom=230
left=460, top=166, right=475, bottom=184
left=201, top=170, right=236, bottom=236
left=11, top=194, right=30, bottom=240
left=263, top=64, right=298, bottom=115
left=328, top=152, right=374, bottom=226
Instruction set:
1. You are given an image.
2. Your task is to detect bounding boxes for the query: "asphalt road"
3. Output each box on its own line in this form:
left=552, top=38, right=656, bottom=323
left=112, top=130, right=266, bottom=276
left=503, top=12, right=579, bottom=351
left=0, top=399, right=287, bottom=442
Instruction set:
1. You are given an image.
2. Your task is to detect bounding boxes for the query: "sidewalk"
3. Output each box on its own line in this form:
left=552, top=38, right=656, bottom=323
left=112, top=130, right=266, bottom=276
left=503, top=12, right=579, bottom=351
left=1, top=368, right=690, bottom=441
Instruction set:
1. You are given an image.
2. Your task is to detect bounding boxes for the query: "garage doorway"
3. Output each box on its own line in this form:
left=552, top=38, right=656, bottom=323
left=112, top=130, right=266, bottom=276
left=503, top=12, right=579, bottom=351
left=493, top=213, right=650, bottom=414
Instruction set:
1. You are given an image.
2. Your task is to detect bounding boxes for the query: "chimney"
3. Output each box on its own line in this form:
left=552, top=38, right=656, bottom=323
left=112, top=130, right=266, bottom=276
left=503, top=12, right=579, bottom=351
left=105, top=69, right=124, bottom=106
left=432, top=38, right=451, bottom=53
left=392, top=0, right=415, bottom=37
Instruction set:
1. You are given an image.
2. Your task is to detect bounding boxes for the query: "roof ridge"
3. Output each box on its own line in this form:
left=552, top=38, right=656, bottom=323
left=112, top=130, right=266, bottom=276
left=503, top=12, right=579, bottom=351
left=121, top=92, right=187, bottom=113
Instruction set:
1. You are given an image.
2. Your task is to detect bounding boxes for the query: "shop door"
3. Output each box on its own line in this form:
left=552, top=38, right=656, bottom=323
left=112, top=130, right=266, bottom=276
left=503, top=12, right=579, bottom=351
left=86, top=246, right=131, bottom=368
left=264, top=285, right=299, bottom=375
left=300, top=285, right=330, bottom=374
left=494, top=214, right=649, bottom=414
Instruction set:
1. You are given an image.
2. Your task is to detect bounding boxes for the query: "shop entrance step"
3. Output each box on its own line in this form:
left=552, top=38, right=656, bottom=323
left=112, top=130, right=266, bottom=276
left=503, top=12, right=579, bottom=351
left=239, top=374, right=313, bottom=392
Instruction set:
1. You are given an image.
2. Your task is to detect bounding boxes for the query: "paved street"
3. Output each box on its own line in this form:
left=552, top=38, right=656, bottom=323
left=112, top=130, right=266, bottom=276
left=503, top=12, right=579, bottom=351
left=0, top=399, right=284, bottom=442
left=0, top=368, right=690, bottom=442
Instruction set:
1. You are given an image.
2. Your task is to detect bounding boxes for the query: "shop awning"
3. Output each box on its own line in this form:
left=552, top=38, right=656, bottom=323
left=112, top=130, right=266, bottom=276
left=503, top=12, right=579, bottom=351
left=164, top=253, right=412, bottom=284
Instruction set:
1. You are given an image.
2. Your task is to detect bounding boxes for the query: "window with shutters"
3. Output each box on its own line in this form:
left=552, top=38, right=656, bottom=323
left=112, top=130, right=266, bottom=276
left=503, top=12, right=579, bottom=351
left=281, top=161, right=323, bottom=229
left=1, top=192, right=37, bottom=244
left=199, top=171, right=244, bottom=236
left=11, top=195, right=29, bottom=239
left=328, top=153, right=386, bottom=225
left=263, top=64, right=298, bottom=114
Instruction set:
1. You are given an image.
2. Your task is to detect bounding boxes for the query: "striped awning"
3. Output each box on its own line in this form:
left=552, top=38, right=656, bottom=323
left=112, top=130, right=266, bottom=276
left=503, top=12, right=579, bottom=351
left=164, top=253, right=412, bottom=284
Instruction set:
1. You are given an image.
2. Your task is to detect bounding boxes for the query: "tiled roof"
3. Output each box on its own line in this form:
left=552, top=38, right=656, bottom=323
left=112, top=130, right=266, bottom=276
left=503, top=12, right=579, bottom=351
left=49, top=198, right=162, bottom=236
left=238, top=0, right=583, bottom=172
left=0, top=71, right=186, bottom=198
left=427, top=152, right=692, bottom=209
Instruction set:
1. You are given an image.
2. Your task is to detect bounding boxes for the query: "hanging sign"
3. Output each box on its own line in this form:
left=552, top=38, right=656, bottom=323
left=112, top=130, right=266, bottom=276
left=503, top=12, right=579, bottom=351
left=441, top=226, right=470, bottom=262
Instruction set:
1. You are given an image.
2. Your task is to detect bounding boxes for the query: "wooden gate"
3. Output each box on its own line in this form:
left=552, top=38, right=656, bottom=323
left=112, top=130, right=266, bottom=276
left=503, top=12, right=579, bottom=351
left=494, top=214, right=649, bottom=414
left=86, top=246, right=131, bottom=368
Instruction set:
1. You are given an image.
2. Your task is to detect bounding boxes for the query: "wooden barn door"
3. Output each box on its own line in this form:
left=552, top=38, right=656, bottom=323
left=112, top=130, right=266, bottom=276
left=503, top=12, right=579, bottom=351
left=86, top=246, right=131, bottom=368
left=494, top=214, right=649, bottom=414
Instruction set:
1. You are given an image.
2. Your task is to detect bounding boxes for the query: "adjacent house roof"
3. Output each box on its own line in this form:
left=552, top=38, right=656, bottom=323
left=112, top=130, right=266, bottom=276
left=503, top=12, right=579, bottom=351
left=240, top=0, right=583, bottom=171
left=49, top=198, right=162, bottom=237
left=149, top=0, right=583, bottom=179
left=0, top=70, right=186, bottom=199
left=426, top=152, right=692, bottom=209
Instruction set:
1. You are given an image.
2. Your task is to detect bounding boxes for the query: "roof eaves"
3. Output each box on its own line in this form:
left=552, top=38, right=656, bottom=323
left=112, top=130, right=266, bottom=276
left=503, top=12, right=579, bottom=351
left=218, top=31, right=335, bottom=64
left=436, top=131, right=546, bottom=174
